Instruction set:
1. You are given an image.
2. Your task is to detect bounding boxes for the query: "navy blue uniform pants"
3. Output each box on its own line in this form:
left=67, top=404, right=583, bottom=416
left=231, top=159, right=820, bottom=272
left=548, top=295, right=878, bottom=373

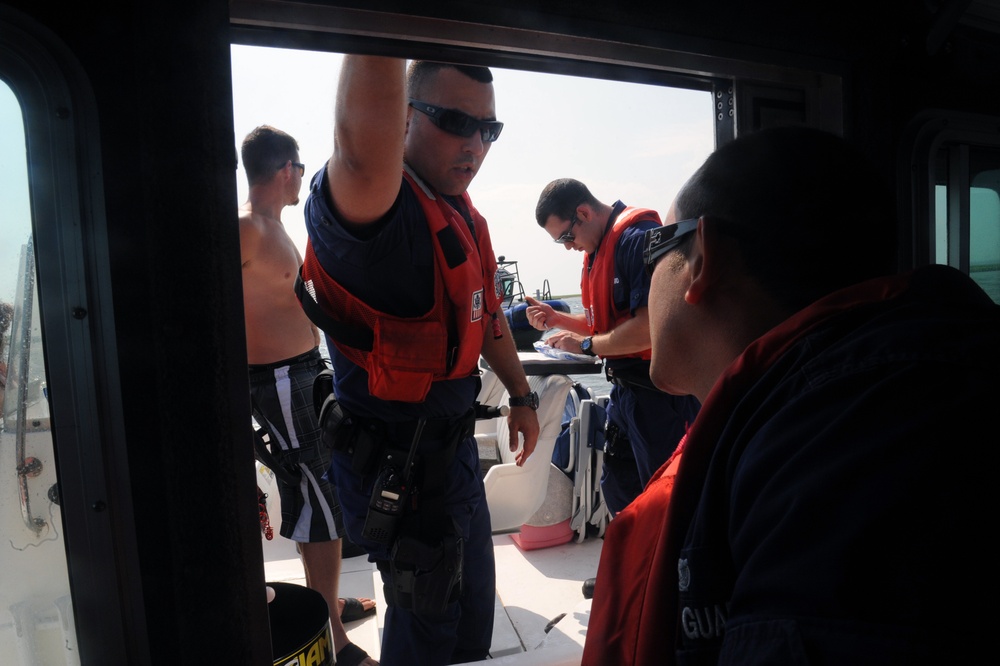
left=602, top=383, right=700, bottom=515
left=328, top=434, right=495, bottom=665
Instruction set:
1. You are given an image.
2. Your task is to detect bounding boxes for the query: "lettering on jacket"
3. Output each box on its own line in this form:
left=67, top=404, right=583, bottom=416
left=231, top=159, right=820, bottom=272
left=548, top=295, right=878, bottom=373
left=681, top=603, right=729, bottom=641
left=678, top=556, right=730, bottom=642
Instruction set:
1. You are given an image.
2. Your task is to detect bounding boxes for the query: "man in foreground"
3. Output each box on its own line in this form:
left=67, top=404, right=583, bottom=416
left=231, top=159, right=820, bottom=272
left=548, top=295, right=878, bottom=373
left=583, top=126, right=998, bottom=664
left=238, top=125, right=375, bottom=666
left=527, top=178, right=699, bottom=516
left=296, top=57, right=540, bottom=665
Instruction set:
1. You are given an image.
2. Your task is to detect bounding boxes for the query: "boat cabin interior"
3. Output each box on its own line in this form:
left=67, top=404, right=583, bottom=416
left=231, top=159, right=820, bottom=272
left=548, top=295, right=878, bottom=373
left=1, top=0, right=998, bottom=663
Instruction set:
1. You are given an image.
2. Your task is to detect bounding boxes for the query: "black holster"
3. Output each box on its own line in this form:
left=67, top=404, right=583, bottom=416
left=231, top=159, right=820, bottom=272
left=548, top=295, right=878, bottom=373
left=380, top=533, right=464, bottom=617
left=314, top=370, right=383, bottom=475
left=603, top=420, right=630, bottom=457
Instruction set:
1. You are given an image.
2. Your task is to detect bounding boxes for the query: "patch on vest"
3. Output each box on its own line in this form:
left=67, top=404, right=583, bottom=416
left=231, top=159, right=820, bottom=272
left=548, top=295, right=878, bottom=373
left=493, top=272, right=503, bottom=299
left=471, top=289, right=484, bottom=321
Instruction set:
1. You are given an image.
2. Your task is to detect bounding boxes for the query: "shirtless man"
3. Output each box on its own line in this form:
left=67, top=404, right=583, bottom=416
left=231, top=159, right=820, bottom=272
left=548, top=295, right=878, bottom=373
left=238, top=125, right=376, bottom=666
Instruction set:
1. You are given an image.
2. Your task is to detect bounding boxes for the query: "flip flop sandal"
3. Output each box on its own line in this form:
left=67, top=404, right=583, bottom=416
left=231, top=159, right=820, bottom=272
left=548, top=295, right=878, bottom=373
left=340, top=597, right=376, bottom=623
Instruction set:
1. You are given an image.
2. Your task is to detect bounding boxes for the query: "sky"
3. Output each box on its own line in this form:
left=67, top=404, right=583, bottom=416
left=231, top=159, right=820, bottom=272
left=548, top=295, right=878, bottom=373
left=1, top=47, right=716, bottom=304
left=230, top=45, right=716, bottom=296
left=1, top=82, right=30, bottom=307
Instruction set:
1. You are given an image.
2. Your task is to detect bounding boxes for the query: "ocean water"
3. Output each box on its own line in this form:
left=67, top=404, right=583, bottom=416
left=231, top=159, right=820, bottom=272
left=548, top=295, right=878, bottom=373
left=971, top=268, right=1000, bottom=304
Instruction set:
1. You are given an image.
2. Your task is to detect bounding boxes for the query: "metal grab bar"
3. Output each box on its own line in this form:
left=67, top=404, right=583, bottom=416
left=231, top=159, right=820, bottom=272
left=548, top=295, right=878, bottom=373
left=8, top=240, right=46, bottom=535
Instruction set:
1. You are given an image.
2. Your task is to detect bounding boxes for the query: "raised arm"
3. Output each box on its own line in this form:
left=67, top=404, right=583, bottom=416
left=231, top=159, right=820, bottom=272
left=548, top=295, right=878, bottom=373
left=327, top=55, right=407, bottom=225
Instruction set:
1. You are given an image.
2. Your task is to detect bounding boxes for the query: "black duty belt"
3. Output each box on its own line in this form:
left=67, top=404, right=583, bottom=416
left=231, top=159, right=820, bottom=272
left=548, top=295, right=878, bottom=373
left=380, top=410, right=475, bottom=446
left=605, top=362, right=660, bottom=392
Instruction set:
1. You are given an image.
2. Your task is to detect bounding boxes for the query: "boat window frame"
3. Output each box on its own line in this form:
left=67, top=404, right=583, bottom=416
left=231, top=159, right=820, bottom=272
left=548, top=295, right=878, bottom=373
left=0, top=6, right=142, bottom=664
left=902, top=110, right=1000, bottom=283
left=228, top=1, right=845, bottom=145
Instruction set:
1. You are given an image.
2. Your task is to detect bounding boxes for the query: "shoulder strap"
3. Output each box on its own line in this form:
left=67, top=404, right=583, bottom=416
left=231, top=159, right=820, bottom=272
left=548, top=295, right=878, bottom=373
left=294, top=268, right=374, bottom=351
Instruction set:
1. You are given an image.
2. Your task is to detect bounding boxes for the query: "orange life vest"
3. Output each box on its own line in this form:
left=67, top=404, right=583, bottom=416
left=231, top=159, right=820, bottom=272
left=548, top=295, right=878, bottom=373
left=297, top=167, right=502, bottom=402
left=580, top=207, right=660, bottom=360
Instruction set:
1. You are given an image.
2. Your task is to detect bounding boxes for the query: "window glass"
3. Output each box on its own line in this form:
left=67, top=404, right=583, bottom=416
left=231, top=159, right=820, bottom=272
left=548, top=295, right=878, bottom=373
left=969, top=155, right=1000, bottom=303
left=931, top=143, right=1000, bottom=304
left=0, top=78, right=78, bottom=665
left=934, top=183, right=948, bottom=266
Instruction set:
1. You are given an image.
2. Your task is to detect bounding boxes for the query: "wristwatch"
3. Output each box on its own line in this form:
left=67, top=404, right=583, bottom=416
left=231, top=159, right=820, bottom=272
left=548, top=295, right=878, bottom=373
left=508, top=391, right=539, bottom=410
left=580, top=336, right=596, bottom=357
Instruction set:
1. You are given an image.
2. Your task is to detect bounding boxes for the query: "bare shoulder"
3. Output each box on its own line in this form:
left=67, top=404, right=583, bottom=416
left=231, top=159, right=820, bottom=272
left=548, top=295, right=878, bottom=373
left=238, top=204, right=262, bottom=230
left=238, top=205, right=264, bottom=264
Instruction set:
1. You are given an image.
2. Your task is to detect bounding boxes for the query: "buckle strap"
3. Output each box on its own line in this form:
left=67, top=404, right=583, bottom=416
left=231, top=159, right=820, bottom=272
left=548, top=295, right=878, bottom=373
left=605, top=361, right=660, bottom=393
left=382, top=410, right=474, bottom=444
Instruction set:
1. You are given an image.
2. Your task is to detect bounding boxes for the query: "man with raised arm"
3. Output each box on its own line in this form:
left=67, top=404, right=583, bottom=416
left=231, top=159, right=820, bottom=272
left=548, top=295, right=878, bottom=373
left=296, top=58, right=540, bottom=666
left=238, top=125, right=375, bottom=666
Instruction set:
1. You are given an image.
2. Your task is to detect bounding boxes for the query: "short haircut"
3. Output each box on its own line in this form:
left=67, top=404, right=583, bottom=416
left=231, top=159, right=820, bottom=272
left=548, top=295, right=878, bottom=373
left=241, top=125, right=299, bottom=186
left=406, top=60, right=494, bottom=99
left=675, top=126, right=897, bottom=312
left=535, top=178, right=599, bottom=227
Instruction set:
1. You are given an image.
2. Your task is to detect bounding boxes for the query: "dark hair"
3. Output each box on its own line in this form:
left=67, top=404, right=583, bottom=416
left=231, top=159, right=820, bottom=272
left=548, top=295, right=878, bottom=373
left=241, top=125, right=299, bottom=186
left=406, top=61, right=494, bottom=98
left=675, top=126, right=897, bottom=311
left=535, top=178, right=598, bottom=227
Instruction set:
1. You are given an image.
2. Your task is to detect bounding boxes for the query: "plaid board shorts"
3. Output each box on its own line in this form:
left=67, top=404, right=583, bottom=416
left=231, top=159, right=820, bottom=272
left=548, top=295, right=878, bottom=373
left=249, top=348, right=344, bottom=542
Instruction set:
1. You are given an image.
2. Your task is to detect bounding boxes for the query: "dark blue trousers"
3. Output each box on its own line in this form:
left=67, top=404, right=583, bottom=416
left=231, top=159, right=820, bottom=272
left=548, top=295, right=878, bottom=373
left=329, top=434, right=495, bottom=665
left=601, top=383, right=700, bottom=515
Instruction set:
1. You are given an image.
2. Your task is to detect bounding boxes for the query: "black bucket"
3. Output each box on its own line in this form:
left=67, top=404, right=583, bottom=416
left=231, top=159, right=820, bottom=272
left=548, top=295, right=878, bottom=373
left=268, top=581, right=334, bottom=666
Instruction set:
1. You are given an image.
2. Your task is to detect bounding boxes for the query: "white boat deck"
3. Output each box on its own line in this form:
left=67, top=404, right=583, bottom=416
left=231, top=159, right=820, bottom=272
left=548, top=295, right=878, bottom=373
left=261, top=528, right=601, bottom=663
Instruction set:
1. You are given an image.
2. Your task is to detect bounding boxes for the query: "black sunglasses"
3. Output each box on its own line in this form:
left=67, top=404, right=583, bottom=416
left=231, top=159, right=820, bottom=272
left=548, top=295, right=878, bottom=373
left=553, top=214, right=580, bottom=244
left=408, top=99, right=504, bottom=142
left=643, top=218, right=700, bottom=275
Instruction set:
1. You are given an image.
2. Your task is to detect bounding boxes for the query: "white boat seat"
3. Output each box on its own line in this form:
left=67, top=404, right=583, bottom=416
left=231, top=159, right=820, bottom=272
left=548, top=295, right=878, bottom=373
left=481, top=373, right=576, bottom=532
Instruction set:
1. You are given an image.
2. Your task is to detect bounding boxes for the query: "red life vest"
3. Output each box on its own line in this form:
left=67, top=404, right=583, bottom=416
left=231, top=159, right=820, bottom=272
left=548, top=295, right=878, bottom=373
left=580, top=207, right=660, bottom=360
left=298, top=167, right=502, bottom=402
left=583, top=274, right=915, bottom=666
left=582, top=436, right=687, bottom=666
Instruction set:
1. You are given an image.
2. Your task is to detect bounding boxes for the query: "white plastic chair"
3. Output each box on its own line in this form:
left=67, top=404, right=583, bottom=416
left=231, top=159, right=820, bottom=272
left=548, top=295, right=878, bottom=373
left=479, top=373, right=576, bottom=532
